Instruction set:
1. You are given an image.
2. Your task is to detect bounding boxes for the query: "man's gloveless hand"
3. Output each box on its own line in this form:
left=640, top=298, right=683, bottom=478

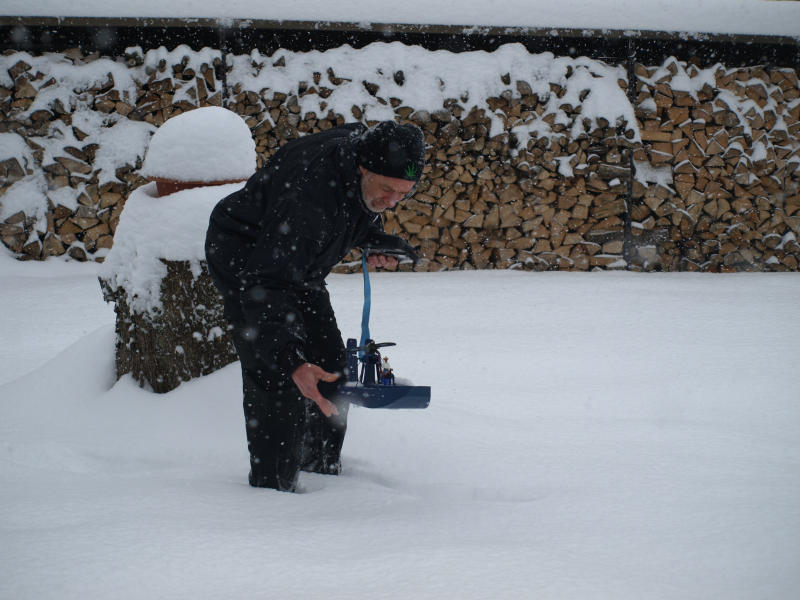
left=291, top=363, right=341, bottom=417
left=366, top=253, right=398, bottom=269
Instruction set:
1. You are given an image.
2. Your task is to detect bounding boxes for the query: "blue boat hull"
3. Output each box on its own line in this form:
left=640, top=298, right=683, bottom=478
left=335, top=383, right=431, bottom=409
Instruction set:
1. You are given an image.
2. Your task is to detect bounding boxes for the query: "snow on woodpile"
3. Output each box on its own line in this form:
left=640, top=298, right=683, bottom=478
left=228, top=43, right=638, bottom=145
left=631, top=58, right=800, bottom=271
left=0, top=47, right=221, bottom=261
left=1, top=42, right=798, bottom=272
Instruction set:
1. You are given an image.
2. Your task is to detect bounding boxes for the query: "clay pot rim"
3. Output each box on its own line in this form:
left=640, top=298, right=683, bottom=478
left=150, top=177, right=249, bottom=197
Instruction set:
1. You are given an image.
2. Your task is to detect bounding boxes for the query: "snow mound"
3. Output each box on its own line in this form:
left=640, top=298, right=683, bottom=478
left=141, top=106, right=257, bottom=183
left=100, top=181, right=245, bottom=313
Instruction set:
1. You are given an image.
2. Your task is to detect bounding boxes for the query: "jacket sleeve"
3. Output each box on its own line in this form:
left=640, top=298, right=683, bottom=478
left=358, top=225, right=421, bottom=264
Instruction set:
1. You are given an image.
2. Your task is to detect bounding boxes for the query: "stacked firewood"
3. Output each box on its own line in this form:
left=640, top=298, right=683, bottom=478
left=225, top=69, right=636, bottom=272
left=631, top=60, right=800, bottom=271
left=1, top=47, right=799, bottom=271
left=0, top=48, right=224, bottom=260
left=380, top=102, right=634, bottom=272
left=120, top=48, right=226, bottom=127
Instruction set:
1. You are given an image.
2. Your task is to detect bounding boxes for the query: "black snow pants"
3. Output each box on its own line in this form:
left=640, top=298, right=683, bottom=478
left=228, top=287, right=349, bottom=492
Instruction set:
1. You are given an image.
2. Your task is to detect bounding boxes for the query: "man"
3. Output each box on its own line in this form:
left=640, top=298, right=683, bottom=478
left=205, top=120, right=426, bottom=492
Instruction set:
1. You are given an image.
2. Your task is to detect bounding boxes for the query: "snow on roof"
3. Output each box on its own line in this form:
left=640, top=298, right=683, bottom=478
left=141, top=106, right=257, bottom=183
left=2, top=0, right=800, bottom=38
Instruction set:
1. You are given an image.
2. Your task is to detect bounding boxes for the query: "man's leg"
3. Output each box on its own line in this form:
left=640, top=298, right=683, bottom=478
left=300, top=288, right=349, bottom=475
left=232, top=325, right=306, bottom=492
left=206, top=255, right=306, bottom=493
left=241, top=368, right=305, bottom=491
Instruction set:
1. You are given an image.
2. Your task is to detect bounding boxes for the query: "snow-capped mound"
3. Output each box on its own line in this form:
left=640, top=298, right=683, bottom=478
left=141, top=106, right=257, bottom=183
left=100, top=181, right=245, bottom=313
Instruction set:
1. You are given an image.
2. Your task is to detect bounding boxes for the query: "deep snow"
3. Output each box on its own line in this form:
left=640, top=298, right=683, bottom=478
left=2, top=253, right=799, bottom=599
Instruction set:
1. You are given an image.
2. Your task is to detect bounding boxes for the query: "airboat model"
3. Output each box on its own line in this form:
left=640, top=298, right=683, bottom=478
left=334, top=238, right=431, bottom=410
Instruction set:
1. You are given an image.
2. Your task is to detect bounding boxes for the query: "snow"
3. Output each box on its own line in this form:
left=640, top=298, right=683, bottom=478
left=640, top=58, right=720, bottom=100
left=634, top=160, right=675, bottom=192
left=230, top=43, right=637, bottom=143
left=3, top=0, right=800, bottom=38
left=555, top=155, right=574, bottom=178
left=0, top=174, right=48, bottom=227
left=9, top=54, right=139, bottom=113
left=2, top=253, right=800, bottom=599
left=140, top=106, right=257, bottom=182
left=0, top=133, right=45, bottom=225
left=90, top=117, right=159, bottom=186
left=778, top=231, right=796, bottom=250
left=0, top=132, right=33, bottom=167
left=0, top=49, right=158, bottom=196
left=99, top=181, right=245, bottom=314
left=0, top=252, right=115, bottom=383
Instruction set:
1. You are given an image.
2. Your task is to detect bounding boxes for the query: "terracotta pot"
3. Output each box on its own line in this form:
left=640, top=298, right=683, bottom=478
left=151, top=178, right=247, bottom=197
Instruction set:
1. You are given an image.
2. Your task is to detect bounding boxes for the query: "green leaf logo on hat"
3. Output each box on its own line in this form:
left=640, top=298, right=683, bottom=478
left=404, top=163, right=418, bottom=180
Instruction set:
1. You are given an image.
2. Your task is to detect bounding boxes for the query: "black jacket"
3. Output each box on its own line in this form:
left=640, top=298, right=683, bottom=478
left=205, top=123, right=381, bottom=374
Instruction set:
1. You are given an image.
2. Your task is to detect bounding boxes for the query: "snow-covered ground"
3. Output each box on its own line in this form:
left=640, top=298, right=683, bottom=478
left=2, top=253, right=799, bottom=599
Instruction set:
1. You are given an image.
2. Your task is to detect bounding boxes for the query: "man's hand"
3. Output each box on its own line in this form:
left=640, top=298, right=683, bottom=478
left=291, top=363, right=340, bottom=417
left=366, top=253, right=398, bottom=269
left=361, top=231, right=420, bottom=264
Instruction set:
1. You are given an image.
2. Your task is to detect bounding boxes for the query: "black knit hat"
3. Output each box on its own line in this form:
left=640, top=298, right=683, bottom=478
left=357, top=121, right=425, bottom=181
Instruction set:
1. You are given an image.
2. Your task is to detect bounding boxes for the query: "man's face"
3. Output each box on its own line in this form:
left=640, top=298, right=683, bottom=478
left=359, top=166, right=416, bottom=213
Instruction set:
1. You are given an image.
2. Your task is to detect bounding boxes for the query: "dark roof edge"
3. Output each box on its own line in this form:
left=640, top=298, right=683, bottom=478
left=1, top=15, right=799, bottom=47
